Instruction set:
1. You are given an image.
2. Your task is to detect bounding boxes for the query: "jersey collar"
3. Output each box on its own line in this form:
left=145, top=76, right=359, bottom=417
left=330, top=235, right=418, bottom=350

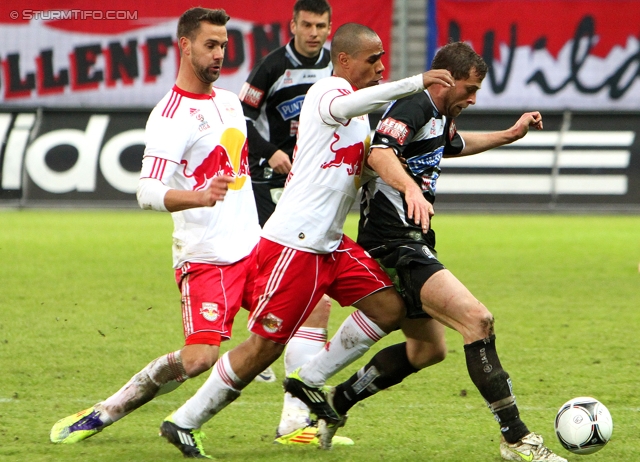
left=172, top=84, right=216, bottom=99
left=286, top=39, right=327, bottom=67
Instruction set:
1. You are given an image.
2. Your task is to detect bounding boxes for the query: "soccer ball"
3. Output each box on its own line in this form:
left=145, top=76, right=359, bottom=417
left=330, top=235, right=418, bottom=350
left=555, top=397, right=613, bottom=454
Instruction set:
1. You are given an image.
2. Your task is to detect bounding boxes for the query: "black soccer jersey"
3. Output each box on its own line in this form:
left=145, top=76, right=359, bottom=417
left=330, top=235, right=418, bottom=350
left=239, top=39, right=332, bottom=187
left=359, top=90, right=464, bottom=253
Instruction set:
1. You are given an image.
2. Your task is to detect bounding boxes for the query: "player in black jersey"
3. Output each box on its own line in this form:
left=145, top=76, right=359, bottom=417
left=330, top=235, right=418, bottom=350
left=240, top=0, right=333, bottom=226
left=239, top=0, right=353, bottom=447
left=284, top=42, right=566, bottom=461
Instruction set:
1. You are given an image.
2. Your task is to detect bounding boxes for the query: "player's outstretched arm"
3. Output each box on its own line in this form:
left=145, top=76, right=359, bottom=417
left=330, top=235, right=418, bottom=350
left=368, top=147, right=434, bottom=232
left=456, top=111, right=543, bottom=156
left=164, top=175, right=234, bottom=212
left=330, top=72, right=453, bottom=122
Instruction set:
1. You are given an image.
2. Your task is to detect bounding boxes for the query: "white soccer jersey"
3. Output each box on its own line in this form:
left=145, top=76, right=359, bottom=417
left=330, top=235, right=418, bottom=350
left=262, top=74, right=424, bottom=253
left=140, top=85, right=260, bottom=267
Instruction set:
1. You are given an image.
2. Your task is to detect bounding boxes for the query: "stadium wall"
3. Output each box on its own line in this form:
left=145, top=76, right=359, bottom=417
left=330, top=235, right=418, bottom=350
left=0, top=0, right=638, bottom=211
left=0, top=109, right=638, bottom=212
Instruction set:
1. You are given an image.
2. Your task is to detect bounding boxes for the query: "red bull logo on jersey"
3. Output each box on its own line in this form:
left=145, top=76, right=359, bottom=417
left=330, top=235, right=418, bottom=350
left=321, top=133, right=365, bottom=176
left=181, top=127, right=249, bottom=191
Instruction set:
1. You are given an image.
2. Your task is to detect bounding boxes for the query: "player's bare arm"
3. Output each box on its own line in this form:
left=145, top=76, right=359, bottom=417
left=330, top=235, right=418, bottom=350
left=267, top=149, right=293, bottom=174
left=164, top=175, right=234, bottom=212
left=455, top=111, right=544, bottom=156
left=368, top=147, right=434, bottom=232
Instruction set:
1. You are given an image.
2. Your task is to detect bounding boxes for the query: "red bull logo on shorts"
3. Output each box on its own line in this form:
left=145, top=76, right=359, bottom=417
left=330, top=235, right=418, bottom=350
left=200, top=302, right=219, bottom=322
left=260, top=313, right=283, bottom=334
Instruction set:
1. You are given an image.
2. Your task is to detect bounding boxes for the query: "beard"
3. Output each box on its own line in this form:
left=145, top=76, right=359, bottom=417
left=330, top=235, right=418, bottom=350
left=192, top=57, right=220, bottom=84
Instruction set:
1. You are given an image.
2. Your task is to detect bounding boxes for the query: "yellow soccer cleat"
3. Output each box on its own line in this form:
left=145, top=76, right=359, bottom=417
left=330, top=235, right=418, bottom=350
left=50, top=407, right=105, bottom=444
left=274, top=425, right=354, bottom=447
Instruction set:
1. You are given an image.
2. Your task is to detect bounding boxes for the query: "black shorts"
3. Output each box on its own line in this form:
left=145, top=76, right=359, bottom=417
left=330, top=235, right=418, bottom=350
left=376, top=242, right=446, bottom=319
left=252, top=182, right=284, bottom=227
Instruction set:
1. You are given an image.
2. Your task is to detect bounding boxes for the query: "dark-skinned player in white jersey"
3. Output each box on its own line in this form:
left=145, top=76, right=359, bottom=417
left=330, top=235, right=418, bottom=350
left=159, top=23, right=456, bottom=459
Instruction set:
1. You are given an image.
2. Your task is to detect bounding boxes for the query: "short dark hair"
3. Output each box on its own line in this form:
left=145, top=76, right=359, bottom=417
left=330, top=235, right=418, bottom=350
left=431, top=42, right=488, bottom=81
left=293, top=0, right=332, bottom=23
left=177, top=8, right=230, bottom=41
left=330, top=23, right=378, bottom=65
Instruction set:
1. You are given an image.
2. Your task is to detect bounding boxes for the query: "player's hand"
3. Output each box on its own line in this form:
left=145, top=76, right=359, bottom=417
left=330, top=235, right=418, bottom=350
left=511, top=111, right=543, bottom=140
left=405, top=184, right=434, bottom=233
left=268, top=150, right=292, bottom=174
left=421, top=69, right=455, bottom=89
left=202, top=175, right=234, bottom=206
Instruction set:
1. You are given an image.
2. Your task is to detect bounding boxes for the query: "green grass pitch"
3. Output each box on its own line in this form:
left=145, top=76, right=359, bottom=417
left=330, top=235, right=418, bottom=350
left=0, top=209, right=638, bottom=461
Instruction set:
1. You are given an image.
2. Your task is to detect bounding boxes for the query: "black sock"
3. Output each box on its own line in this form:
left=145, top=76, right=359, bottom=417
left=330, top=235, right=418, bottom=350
left=464, top=335, right=529, bottom=443
left=333, top=343, right=419, bottom=415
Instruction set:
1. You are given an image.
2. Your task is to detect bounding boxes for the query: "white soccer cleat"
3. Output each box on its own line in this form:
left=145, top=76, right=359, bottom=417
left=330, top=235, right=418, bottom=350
left=254, top=366, right=277, bottom=383
left=500, top=432, right=567, bottom=462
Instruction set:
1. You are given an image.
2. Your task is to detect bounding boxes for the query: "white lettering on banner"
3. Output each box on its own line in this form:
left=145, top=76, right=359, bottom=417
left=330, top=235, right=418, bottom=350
left=25, top=116, right=109, bottom=193
left=2, top=114, right=36, bottom=190
left=1, top=113, right=145, bottom=194
left=99, top=129, right=145, bottom=193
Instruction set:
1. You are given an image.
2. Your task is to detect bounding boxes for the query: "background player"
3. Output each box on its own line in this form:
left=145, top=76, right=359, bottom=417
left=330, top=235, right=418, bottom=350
left=50, top=9, right=261, bottom=451
left=283, top=42, right=566, bottom=461
left=239, top=0, right=347, bottom=445
left=158, top=23, right=456, bottom=459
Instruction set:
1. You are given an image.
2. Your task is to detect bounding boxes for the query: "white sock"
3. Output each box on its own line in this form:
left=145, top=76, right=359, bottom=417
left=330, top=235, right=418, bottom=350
left=284, top=327, right=327, bottom=374
left=298, top=311, right=387, bottom=387
left=277, top=327, right=327, bottom=435
left=100, top=350, right=188, bottom=423
left=172, top=352, right=246, bottom=429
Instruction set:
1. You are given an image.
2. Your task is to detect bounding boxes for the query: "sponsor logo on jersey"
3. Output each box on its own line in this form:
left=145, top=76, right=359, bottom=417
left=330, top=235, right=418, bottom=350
left=261, top=313, right=283, bottom=333
left=181, top=127, right=249, bottom=191
left=200, top=302, right=219, bottom=321
left=377, top=117, right=409, bottom=144
left=321, top=133, right=364, bottom=176
left=239, top=82, right=264, bottom=108
left=283, top=70, right=294, bottom=85
left=407, top=146, right=444, bottom=175
left=189, top=108, right=200, bottom=116
left=276, top=95, right=305, bottom=121
left=430, top=118, right=438, bottom=136
left=195, top=113, right=210, bottom=131
left=289, top=119, right=299, bottom=137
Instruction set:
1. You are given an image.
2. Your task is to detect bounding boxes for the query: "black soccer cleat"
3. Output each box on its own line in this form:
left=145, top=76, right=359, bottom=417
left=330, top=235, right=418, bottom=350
left=159, top=416, right=212, bottom=459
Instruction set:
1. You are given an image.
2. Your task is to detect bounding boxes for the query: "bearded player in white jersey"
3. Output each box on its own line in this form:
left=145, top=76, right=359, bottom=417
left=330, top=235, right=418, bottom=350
left=159, top=22, right=455, bottom=458
left=50, top=9, right=261, bottom=452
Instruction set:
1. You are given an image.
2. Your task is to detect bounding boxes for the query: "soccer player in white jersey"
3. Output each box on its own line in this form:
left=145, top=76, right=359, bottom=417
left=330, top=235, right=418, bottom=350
left=50, top=9, right=260, bottom=455
left=160, top=22, right=455, bottom=458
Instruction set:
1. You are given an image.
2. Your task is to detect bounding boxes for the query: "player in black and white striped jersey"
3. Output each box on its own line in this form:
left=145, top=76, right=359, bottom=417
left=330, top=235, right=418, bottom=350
left=288, top=42, right=565, bottom=461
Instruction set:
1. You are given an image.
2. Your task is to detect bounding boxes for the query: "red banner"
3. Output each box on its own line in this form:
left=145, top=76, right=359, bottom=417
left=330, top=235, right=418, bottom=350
left=0, top=1, right=393, bottom=107
left=434, top=0, right=640, bottom=110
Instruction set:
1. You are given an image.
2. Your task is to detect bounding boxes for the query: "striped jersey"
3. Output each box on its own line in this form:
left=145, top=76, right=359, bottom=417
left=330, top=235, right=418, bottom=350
left=141, top=85, right=260, bottom=267
left=359, top=89, right=465, bottom=250
left=239, top=40, right=332, bottom=187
